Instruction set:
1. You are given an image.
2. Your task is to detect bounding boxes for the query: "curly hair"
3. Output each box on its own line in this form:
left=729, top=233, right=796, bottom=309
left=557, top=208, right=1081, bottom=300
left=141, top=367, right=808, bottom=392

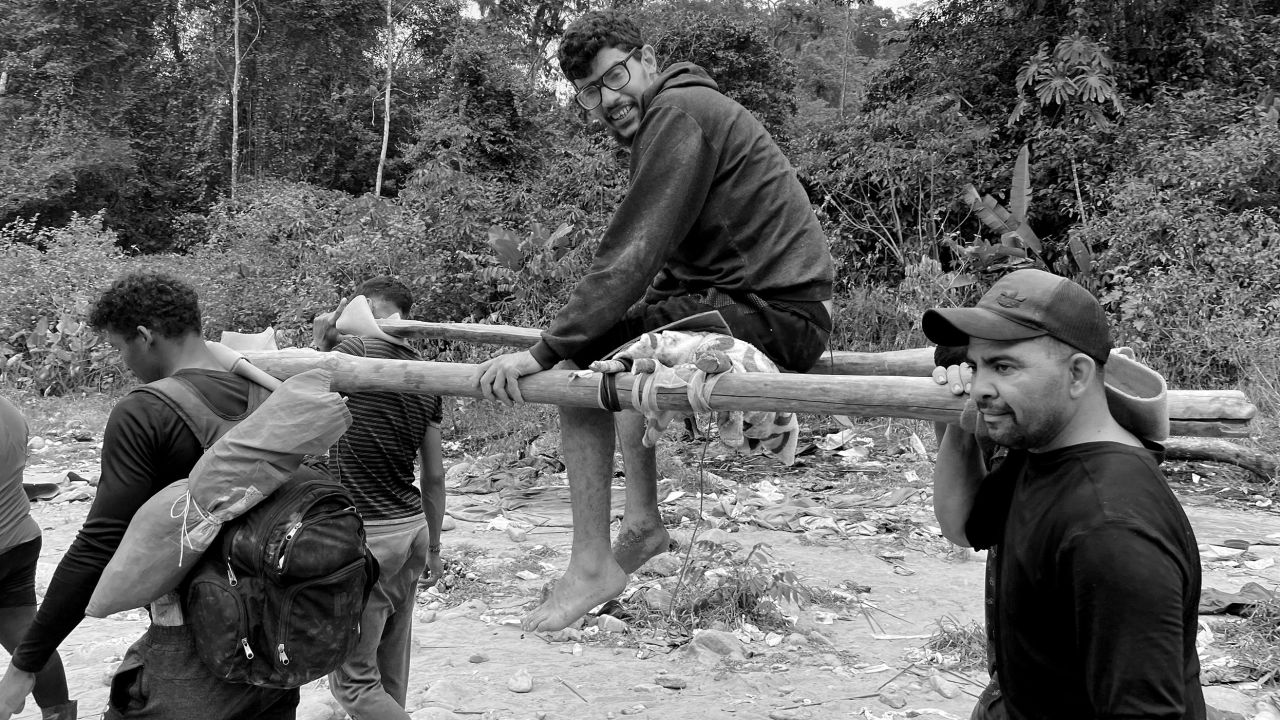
left=356, top=275, right=413, bottom=318
left=88, top=273, right=202, bottom=340
left=558, top=10, right=644, bottom=81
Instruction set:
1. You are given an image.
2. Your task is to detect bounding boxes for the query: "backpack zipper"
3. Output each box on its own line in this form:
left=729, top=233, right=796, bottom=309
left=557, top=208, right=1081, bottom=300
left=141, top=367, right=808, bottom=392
left=276, top=506, right=358, bottom=575
left=240, top=637, right=255, bottom=659
left=274, top=558, right=368, bottom=674
left=252, top=480, right=322, bottom=573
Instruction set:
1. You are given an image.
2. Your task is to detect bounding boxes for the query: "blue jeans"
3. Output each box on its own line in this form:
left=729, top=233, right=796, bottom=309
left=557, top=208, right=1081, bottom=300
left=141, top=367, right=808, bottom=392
left=328, top=516, right=429, bottom=720
left=105, top=624, right=298, bottom=719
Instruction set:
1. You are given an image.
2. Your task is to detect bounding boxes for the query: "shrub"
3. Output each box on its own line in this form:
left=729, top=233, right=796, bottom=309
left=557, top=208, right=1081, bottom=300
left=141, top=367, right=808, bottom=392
left=0, top=212, right=129, bottom=393
left=796, top=96, right=1001, bottom=286
left=1075, top=91, right=1280, bottom=390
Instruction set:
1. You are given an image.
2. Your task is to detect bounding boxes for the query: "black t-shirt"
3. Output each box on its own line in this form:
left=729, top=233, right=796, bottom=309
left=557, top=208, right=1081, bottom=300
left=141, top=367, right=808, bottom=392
left=13, top=370, right=253, bottom=672
left=965, top=441, right=1206, bottom=720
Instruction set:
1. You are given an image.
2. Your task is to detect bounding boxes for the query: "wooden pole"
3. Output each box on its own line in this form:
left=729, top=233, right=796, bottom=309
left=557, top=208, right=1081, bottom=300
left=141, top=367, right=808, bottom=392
left=378, top=319, right=541, bottom=348
left=241, top=350, right=1255, bottom=437
left=377, top=319, right=939, bottom=376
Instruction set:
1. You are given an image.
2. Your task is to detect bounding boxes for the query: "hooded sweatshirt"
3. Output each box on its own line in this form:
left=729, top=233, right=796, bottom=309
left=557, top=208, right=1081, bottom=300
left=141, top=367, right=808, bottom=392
left=529, top=63, right=835, bottom=368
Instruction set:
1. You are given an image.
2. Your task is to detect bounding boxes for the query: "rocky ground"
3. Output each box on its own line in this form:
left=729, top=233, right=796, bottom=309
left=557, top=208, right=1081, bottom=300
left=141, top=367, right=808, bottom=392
left=6, top=413, right=1280, bottom=720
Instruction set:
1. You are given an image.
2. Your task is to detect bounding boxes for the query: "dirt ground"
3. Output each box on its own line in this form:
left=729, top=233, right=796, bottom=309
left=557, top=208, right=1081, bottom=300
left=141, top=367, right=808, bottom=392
left=6, top=419, right=1280, bottom=720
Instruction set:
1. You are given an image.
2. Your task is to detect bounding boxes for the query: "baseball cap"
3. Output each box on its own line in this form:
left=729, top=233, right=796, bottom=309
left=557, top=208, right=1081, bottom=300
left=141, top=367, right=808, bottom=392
left=921, top=269, right=1112, bottom=363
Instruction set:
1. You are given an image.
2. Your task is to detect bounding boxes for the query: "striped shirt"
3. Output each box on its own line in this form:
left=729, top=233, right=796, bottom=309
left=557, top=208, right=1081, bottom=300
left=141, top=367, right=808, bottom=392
left=331, top=337, right=442, bottom=521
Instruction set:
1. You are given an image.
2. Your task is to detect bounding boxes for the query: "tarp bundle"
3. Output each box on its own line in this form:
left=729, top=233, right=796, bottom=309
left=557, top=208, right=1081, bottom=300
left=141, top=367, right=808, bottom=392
left=590, top=330, right=800, bottom=464
left=87, top=368, right=350, bottom=617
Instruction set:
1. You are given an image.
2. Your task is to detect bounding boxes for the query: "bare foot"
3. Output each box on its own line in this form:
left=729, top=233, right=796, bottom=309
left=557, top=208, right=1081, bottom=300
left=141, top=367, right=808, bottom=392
left=521, top=559, right=628, bottom=632
left=613, top=520, right=674, bottom=574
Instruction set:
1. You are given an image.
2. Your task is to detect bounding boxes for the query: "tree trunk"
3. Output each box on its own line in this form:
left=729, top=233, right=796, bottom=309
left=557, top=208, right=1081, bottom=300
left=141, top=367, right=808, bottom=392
left=839, top=2, right=850, bottom=119
left=1164, top=437, right=1279, bottom=482
left=375, top=0, right=394, bottom=196
left=230, top=0, right=242, bottom=199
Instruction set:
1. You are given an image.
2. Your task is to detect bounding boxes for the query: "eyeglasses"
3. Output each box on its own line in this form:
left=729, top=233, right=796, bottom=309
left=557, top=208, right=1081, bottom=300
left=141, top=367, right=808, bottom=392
left=573, top=48, right=641, bottom=111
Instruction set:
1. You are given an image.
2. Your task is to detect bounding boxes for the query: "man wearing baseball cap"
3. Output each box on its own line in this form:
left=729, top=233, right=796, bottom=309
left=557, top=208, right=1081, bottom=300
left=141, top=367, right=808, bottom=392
left=923, top=269, right=1205, bottom=720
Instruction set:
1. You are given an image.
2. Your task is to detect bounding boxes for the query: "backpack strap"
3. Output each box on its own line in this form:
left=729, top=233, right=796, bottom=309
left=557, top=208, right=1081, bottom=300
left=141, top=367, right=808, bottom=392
left=134, top=375, right=270, bottom=450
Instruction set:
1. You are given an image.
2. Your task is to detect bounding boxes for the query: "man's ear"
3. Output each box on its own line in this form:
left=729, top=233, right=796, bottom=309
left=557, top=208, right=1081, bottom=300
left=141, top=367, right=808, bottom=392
left=135, top=326, right=154, bottom=346
left=1066, top=353, right=1098, bottom=399
left=640, top=44, right=658, bottom=72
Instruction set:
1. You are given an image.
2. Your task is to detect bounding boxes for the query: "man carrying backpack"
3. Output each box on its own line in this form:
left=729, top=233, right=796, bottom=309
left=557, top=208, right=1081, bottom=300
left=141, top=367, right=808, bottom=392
left=312, top=276, right=445, bottom=720
left=0, top=273, right=299, bottom=720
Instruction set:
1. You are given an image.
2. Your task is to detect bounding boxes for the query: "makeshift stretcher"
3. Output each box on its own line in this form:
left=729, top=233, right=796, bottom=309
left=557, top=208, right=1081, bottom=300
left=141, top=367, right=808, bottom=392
left=237, top=348, right=1255, bottom=439
left=236, top=309, right=1263, bottom=471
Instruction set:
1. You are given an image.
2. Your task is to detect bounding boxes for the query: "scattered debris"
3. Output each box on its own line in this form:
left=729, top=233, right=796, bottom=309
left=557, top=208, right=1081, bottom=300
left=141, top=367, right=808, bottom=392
left=506, top=668, right=532, bottom=693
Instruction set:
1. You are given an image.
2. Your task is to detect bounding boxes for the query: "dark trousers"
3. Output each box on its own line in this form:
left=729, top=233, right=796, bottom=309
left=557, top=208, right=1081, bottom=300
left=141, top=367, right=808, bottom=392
left=570, top=294, right=831, bottom=373
left=106, top=624, right=298, bottom=720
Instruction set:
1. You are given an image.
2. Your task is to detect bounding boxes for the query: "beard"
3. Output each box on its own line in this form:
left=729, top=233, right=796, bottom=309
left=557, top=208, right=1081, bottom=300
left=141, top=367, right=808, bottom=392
left=981, top=409, right=1066, bottom=450
left=979, top=379, right=1072, bottom=451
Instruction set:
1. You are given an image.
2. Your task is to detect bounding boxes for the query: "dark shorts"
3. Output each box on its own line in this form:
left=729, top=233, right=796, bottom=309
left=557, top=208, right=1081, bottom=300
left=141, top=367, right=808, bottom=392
left=570, top=294, right=832, bottom=373
left=106, top=624, right=298, bottom=720
left=0, top=536, right=40, bottom=608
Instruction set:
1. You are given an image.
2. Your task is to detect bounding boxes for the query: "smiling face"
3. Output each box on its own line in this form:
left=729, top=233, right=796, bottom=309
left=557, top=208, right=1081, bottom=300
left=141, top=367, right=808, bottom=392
left=574, top=45, right=658, bottom=145
left=966, top=336, right=1080, bottom=451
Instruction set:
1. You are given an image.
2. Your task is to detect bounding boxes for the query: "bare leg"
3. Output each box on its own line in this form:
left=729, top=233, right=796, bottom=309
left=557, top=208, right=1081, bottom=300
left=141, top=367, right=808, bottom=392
left=612, top=410, right=672, bottom=573
left=521, top=403, right=628, bottom=632
left=0, top=606, right=70, bottom=709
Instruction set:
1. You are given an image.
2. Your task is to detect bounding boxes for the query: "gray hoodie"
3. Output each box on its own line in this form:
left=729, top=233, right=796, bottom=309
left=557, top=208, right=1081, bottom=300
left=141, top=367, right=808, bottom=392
left=530, top=63, right=835, bottom=368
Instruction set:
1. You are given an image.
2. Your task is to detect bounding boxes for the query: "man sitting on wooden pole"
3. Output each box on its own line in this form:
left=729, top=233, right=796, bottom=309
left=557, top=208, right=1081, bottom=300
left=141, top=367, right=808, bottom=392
left=926, top=269, right=1205, bottom=719
left=475, top=9, right=835, bottom=632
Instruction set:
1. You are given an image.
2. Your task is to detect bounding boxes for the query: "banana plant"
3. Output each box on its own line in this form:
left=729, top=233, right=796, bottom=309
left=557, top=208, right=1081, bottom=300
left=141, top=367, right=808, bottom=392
left=961, top=143, right=1041, bottom=253
left=959, top=143, right=1094, bottom=276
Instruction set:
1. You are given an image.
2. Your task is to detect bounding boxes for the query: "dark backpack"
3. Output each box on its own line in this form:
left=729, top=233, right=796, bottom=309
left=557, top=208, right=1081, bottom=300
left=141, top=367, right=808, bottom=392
left=137, top=375, right=378, bottom=689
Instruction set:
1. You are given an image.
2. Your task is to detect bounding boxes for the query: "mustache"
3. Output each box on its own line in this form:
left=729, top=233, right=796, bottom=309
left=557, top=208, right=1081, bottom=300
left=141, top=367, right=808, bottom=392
left=977, top=402, right=1009, bottom=415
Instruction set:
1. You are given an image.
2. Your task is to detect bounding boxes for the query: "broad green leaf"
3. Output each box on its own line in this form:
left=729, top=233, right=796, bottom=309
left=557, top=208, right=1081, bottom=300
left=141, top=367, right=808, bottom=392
left=1068, top=236, right=1093, bottom=274
left=1010, top=143, right=1030, bottom=223
left=1012, top=222, right=1042, bottom=252
left=486, top=225, right=524, bottom=270
left=962, top=184, right=1013, bottom=234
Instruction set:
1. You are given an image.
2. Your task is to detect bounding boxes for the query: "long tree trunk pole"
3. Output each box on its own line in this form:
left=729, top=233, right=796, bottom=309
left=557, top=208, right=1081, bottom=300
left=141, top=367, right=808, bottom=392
left=374, top=319, right=940, bottom=376
left=240, top=350, right=1256, bottom=438
left=375, top=0, right=393, bottom=196
left=230, top=0, right=241, bottom=199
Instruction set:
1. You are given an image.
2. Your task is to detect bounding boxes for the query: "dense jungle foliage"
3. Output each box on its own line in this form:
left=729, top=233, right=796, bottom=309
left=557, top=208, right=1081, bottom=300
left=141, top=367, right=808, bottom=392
left=2, top=0, right=1278, bottom=414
